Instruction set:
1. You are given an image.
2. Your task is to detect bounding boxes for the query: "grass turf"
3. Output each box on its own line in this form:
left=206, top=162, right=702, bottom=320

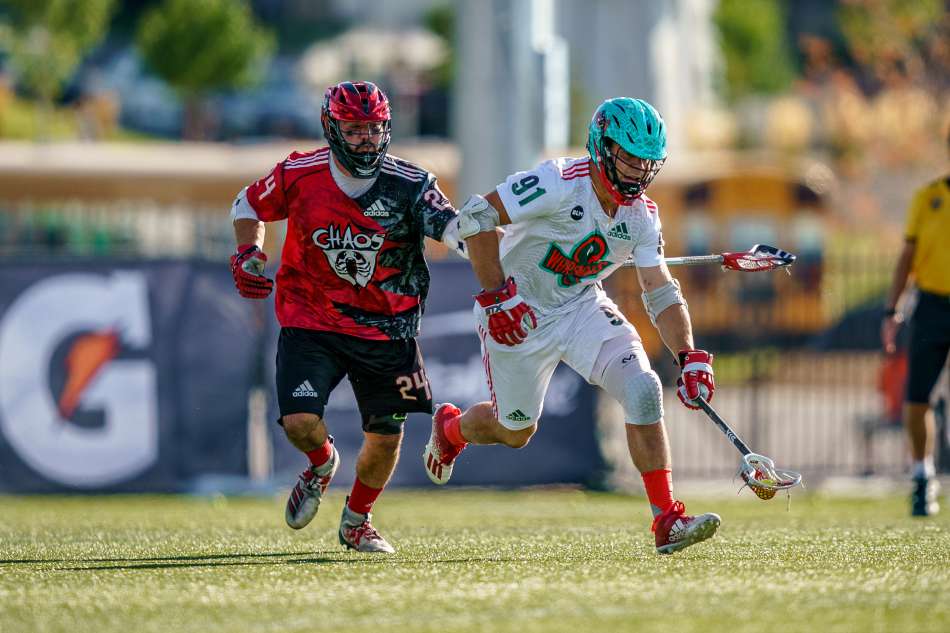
left=1, top=490, right=948, bottom=633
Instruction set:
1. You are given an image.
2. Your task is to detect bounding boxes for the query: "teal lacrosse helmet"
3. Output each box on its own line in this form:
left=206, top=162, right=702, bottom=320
left=587, top=97, right=667, bottom=203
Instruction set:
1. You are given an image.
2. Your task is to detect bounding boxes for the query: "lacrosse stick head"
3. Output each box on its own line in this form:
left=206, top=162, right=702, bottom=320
left=720, top=244, right=797, bottom=273
left=738, top=453, right=803, bottom=500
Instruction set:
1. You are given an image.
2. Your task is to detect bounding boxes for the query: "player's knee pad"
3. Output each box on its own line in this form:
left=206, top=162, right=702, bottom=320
left=362, top=412, right=407, bottom=435
left=593, top=337, right=663, bottom=425
left=619, top=369, right=664, bottom=425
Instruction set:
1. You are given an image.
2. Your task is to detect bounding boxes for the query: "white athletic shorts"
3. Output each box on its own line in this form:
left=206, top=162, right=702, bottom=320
left=475, top=287, right=641, bottom=430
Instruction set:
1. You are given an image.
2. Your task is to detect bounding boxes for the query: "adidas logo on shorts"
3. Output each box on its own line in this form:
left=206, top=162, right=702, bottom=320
left=293, top=380, right=318, bottom=398
left=363, top=200, right=389, bottom=218
left=607, top=222, right=631, bottom=240
left=505, top=409, right=531, bottom=422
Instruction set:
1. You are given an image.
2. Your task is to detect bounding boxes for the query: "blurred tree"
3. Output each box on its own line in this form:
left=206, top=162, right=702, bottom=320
left=0, top=0, right=116, bottom=139
left=713, top=0, right=796, bottom=101
left=837, top=0, right=948, bottom=91
left=423, top=3, right=454, bottom=91
left=136, top=0, right=274, bottom=139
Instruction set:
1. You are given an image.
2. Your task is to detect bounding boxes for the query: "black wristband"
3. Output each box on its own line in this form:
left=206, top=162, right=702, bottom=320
left=883, top=307, right=896, bottom=317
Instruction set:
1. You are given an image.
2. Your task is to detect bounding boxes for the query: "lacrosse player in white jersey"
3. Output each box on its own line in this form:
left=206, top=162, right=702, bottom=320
left=424, top=98, right=721, bottom=554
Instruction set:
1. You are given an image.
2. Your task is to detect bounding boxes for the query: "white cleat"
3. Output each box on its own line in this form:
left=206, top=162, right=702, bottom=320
left=338, top=501, right=395, bottom=554
left=423, top=403, right=465, bottom=485
left=284, top=443, right=339, bottom=530
left=653, top=500, right=720, bottom=555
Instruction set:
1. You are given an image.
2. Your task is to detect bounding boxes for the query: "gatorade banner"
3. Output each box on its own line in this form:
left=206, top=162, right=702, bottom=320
left=0, top=260, right=600, bottom=493
left=0, top=261, right=257, bottom=492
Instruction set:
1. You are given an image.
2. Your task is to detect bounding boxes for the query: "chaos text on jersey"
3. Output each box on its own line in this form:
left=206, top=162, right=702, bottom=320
left=312, top=223, right=386, bottom=288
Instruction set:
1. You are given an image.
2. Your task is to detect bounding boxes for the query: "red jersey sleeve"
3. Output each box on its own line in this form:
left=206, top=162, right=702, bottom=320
left=246, top=161, right=289, bottom=222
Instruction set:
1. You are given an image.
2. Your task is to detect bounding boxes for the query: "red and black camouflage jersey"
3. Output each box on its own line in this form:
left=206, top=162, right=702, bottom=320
left=245, top=147, right=457, bottom=340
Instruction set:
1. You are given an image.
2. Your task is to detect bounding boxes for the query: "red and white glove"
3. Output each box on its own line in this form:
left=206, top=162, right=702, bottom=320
left=230, top=244, right=274, bottom=299
left=475, top=277, right=537, bottom=347
left=676, top=349, right=715, bottom=409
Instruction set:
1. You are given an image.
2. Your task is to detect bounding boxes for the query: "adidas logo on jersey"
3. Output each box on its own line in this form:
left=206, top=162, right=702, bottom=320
left=363, top=200, right=389, bottom=218
left=505, top=409, right=531, bottom=422
left=293, top=380, right=318, bottom=398
left=607, top=222, right=631, bottom=240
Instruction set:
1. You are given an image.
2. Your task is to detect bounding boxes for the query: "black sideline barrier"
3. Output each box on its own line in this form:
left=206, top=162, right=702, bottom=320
left=0, top=260, right=600, bottom=492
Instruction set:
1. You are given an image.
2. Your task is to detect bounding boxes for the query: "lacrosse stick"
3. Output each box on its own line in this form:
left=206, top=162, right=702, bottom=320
left=623, top=244, right=797, bottom=273
left=695, top=397, right=802, bottom=501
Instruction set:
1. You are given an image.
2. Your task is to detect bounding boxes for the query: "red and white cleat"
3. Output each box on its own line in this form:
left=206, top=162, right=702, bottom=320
left=339, top=502, right=395, bottom=554
left=284, top=443, right=339, bottom=530
left=653, top=500, right=720, bottom=555
left=423, top=403, right=466, bottom=485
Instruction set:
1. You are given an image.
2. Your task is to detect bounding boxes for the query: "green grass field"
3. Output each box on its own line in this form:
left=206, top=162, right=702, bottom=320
left=1, top=490, right=948, bottom=633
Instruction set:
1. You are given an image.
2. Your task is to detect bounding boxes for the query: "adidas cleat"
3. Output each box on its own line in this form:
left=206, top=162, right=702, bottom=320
left=339, top=501, right=395, bottom=554
left=653, top=500, right=720, bottom=555
left=285, top=442, right=339, bottom=530
left=423, top=403, right=465, bottom=485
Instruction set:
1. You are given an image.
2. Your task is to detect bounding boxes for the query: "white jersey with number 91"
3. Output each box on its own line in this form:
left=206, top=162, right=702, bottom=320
left=495, top=157, right=664, bottom=316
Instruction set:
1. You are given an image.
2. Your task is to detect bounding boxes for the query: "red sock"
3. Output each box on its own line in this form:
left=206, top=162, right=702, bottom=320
left=642, top=469, right=674, bottom=518
left=305, top=439, right=333, bottom=469
left=347, top=478, right=383, bottom=515
left=444, top=413, right=467, bottom=447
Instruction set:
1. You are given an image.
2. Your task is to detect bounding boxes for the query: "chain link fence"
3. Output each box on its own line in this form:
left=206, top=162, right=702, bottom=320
left=603, top=249, right=950, bottom=485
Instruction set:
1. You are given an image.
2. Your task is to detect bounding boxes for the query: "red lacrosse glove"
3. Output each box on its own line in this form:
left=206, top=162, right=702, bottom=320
left=475, top=277, right=537, bottom=347
left=230, top=244, right=274, bottom=299
left=676, top=349, right=715, bottom=409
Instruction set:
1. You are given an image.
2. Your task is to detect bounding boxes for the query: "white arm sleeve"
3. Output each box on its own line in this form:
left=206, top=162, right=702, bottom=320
left=631, top=198, right=664, bottom=268
left=230, top=187, right=261, bottom=222
left=495, top=160, right=564, bottom=224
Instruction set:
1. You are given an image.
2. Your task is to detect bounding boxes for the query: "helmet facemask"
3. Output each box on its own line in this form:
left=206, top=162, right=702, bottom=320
left=323, top=116, right=391, bottom=178
left=321, top=81, right=392, bottom=179
left=600, top=139, right=664, bottom=201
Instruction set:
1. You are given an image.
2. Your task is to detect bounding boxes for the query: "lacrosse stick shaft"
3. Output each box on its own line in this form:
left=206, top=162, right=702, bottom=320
left=663, top=255, right=724, bottom=267
left=696, top=398, right=753, bottom=456
left=622, top=255, right=722, bottom=268
left=622, top=243, right=796, bottom=270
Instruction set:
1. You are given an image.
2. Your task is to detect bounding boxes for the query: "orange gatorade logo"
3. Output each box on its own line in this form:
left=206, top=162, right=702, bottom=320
left=0, top=271, right=158, bottom=487
left=58, top=329, right=120, bottom=420
left=539, top=231, right=612, bottom=287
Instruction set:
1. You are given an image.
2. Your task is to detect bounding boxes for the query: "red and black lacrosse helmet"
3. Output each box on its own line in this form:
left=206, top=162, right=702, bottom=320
left=321, top=81, right=392, bottom=178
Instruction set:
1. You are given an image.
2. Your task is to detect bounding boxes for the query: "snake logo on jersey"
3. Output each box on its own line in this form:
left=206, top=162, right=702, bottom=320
left=539, top=231, right=613, bottom=287
left=312, top=223, right=386, bottom=288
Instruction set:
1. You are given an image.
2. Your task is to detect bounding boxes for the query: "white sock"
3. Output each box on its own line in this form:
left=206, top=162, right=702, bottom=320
left=912, top=457, right=935, bottom=479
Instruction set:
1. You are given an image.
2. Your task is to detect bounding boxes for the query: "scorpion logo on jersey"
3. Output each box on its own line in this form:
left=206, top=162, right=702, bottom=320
left=539, top=231, right=613, bottom=287
left=312, top=223, right=386, bottom=288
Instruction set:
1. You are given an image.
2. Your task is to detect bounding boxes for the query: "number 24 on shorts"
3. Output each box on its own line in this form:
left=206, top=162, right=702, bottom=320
left=396, top=369, right=431, bottom=401
left=511, top=175, right=546, bottom=207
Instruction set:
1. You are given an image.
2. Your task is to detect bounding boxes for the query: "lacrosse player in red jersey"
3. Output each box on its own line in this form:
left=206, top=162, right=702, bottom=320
left=424, top=98, right=720, bottom=554
left=230, top=81, right=464, bottom=553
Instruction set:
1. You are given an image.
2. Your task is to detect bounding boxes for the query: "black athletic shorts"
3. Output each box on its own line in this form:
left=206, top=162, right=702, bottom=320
left=906, top=291, right=950, bottom=404
left=276, top=327, right=434, bottom=420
